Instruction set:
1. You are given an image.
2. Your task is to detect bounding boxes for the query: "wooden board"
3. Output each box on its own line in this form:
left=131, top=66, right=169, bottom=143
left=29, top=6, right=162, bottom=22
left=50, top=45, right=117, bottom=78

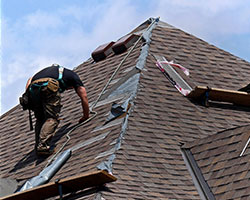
left=1, top=170, right=117, bottom=200
left=187, top=86, right=250, bottom=107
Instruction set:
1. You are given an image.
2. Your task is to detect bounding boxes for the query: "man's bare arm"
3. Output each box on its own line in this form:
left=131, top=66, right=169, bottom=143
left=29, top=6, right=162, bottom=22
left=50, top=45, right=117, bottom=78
left=76, top=86, right=90, bottom=123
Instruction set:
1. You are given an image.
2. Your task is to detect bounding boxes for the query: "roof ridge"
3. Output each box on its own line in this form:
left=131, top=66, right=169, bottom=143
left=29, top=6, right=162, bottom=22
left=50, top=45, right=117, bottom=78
left=97, top=18, right=159, bottom=174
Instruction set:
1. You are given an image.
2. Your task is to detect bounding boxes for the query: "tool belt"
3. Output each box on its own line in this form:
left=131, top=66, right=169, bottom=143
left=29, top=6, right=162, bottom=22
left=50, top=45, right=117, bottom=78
left=31, top=78, right=60, bottom=93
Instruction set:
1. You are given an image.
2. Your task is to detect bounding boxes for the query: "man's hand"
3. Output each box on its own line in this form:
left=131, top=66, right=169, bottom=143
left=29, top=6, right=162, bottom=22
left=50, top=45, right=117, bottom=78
left=79, top=115, right=89, bottom=123
left=76, top=86, right=90, bottom=124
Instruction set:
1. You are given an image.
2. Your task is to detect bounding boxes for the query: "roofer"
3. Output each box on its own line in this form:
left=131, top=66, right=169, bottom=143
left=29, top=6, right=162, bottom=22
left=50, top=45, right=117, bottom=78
left=20, top=64, right=89, bottom=156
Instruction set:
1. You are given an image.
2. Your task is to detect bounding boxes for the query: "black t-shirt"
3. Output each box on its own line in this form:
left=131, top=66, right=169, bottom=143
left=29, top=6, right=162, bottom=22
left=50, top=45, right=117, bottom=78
left=32, top=65, right=83, bottom=91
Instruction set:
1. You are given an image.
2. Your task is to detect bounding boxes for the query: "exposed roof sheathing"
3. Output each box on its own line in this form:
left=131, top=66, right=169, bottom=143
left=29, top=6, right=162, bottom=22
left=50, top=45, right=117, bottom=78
left=1, top=18, right=250, bottom=199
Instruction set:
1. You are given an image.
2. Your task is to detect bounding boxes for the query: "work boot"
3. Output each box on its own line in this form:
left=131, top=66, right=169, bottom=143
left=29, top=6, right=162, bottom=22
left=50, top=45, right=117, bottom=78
left=36, top=142, right=54, bottom=156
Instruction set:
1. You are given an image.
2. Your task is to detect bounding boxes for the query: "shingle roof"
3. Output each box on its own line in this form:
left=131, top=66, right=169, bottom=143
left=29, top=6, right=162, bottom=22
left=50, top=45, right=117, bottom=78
left=183, top=125, right=250, bottom=199
left=1, top=18, right=250, bottom=199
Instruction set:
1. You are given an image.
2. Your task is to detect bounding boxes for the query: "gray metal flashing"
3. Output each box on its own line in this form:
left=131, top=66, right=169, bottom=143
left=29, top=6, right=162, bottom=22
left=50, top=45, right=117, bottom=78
left=101, top=67, right=141, bottom=100
left=90, top=93, right=129, bottom=108
left=71, top=131, right=110, bottom=152
left=92, top=118, right=124, bottom=133
left=97, top=17, right=159, bottom=174
left=97, top=154, right=116, bottom=174
left=181, top=148, right=215, bottom=200
left=95, top=147, right=116, bottom=159
left=97, top=103, right=131, bottom=173
left=136, top=18, right=158, bottom=71
left=109, top=74, right=140, bottom=98
left=105, top=99, right=130, bottom=123
left=18, top=149, right=71, bottom=192
left=122, top=65, right=136, bottom=74
left=109, top=78, right=120, bottom=85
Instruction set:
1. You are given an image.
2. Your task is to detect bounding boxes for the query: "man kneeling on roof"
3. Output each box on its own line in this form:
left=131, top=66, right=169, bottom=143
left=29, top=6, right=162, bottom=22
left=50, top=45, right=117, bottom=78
left=21, top=64, right=89, bottom=156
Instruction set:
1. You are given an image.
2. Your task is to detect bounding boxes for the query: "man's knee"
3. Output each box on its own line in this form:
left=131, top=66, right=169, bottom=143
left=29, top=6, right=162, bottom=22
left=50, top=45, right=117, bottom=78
left=40, top=118, right=59, bottom=142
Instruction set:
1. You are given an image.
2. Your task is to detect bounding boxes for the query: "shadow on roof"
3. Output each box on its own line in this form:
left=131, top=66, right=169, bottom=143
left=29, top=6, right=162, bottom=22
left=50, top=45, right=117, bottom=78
left=189, top=98, right=250, bottom=112
left=9, top=123, right=73, bottom=174
left=63, top=185, right=113, bottom=200
left=9, top=150, right=43, bottom=174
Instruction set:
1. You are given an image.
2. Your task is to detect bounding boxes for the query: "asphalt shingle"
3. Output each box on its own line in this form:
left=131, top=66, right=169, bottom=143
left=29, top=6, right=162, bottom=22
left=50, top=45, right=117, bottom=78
left=1, top=18, right=250, bottom=199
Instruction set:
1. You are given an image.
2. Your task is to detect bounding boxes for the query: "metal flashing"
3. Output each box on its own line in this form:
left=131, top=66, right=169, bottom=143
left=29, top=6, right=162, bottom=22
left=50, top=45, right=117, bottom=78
left=92, top=118, right=124, bottom=133
left=136, top=18, right=158, bottom=71
left=97, top=154, right=116, bottom=174
left=181, top=148, right=215, bottom=200
left=95, top=147, right=116, bottom=159
left=97, top=103, right=130, bottom=174
left=97, top=17, right=159, bottom=174
left=105, top=99, right=130, bottom=124
left=100, top=67, right=140, bottom=100
left=71, top=131, right=110, bottom=152
left=18, top=149, right=71, bottom=192
left=90, top=93, right=128, bottom=108
left=108, top=73, right=140, bottom=99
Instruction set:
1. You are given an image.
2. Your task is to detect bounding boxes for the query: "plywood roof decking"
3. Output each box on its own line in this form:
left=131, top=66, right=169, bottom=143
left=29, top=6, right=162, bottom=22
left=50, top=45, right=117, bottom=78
left=1, top=18, right=250, bottom=199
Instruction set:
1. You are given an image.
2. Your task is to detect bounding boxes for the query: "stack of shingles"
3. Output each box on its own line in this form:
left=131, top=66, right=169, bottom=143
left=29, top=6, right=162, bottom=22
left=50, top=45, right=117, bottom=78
left=183, top=125, right=250, bottom=199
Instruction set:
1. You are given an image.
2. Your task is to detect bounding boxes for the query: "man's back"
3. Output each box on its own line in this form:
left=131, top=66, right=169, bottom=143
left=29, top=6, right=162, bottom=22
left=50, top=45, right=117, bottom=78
left=32, top=65, right=83, bottom=91
left=32, top=66, right=59, bottom=81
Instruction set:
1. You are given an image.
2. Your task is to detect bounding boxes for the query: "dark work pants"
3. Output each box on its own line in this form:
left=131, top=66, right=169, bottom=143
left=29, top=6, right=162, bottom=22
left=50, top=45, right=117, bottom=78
left=30, top=85, right=61, bottom=150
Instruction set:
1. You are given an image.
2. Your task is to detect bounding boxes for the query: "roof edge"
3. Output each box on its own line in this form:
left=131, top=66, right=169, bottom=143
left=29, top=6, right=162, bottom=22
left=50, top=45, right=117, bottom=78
left=0, top=105, right=20, bottom=120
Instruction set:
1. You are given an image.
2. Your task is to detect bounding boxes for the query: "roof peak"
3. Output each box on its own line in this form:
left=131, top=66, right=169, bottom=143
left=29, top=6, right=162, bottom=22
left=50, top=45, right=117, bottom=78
left=130, top=17, right=175, bottom=35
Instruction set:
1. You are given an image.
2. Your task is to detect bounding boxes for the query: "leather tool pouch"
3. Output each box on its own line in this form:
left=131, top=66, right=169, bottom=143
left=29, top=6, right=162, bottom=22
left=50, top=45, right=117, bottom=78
left=47, top=79, right=59, bottom=92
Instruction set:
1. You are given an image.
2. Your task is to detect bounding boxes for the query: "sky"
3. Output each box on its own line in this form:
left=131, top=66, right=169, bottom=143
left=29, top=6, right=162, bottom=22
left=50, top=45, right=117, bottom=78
left=1, top=0, right=250, bottom=115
